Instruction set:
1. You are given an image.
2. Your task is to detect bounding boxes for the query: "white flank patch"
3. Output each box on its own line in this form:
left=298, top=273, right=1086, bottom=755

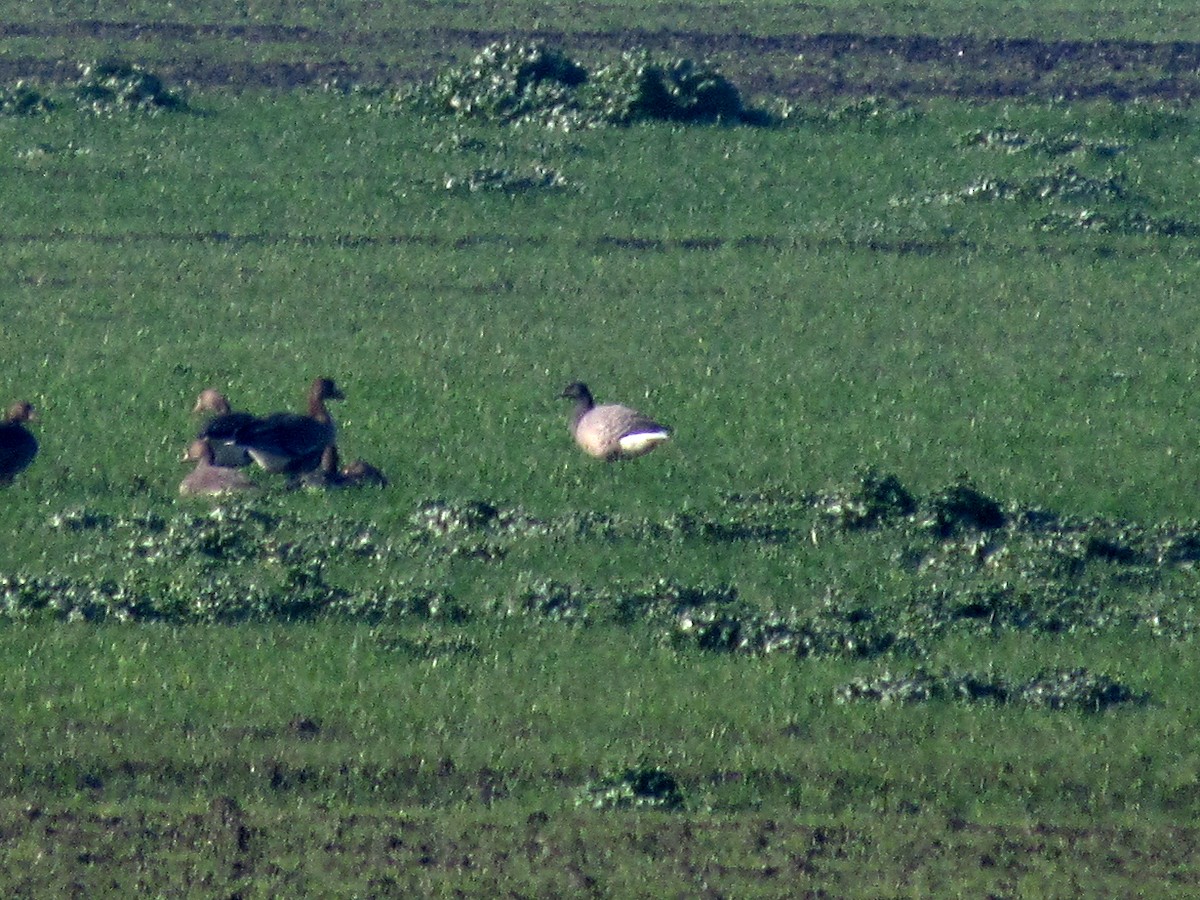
left=617, top=430, right=670, bottom=457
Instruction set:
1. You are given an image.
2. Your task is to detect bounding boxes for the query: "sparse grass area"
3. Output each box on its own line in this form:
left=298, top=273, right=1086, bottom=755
left=2, top=25, right=1200, bottom=895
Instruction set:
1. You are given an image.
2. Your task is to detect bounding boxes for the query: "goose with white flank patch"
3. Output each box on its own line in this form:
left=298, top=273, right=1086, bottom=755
left=0, top=400, right=38, bottom=485
left=179, top=438, right=258, bottom=497
left=192, top=388, right=259, bottom=468
left=238, top=377, right=344, bottom=475
left=560, top=382, right=671, bottom=461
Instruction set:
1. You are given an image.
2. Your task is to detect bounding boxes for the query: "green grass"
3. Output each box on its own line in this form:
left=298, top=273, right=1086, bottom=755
left=2, top=69, right=1200, bottom=892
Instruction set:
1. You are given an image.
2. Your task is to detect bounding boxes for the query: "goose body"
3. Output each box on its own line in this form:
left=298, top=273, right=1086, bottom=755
left=560, top=382, right=671, bottom=461
left=179, top=439, right=258, bottom=497
left=239, top=377, right=343, bottom=475
left=193, top=389, right=258, bottom=467
left=0, top=401, right=38, bottom=485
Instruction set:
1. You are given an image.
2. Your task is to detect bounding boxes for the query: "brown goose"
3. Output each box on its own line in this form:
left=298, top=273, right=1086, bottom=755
left=560, top=382, right=671, bottom=461
left=179, top=439, right=258, bottom=497
left=192, top=388, right=258, bottom=468
left=0, top=401, right=38, bottom=486
left=238, top=377, right=344, bottom=475
left=298, top=444, right=389, bottom=490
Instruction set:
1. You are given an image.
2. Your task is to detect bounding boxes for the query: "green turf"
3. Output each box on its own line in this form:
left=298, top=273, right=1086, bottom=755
left=2, top=58, right=1200, bottom=894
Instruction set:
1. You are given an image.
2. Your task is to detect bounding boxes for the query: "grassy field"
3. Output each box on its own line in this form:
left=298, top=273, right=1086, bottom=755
left=2, top=8, right=1200, bottom=895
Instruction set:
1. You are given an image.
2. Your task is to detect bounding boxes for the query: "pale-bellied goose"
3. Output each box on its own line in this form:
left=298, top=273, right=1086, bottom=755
left=179, top=439, right=258, bottom=497
left=192, top=388, right=258, bottom=468
left=0, top=401, right=38, bottom=485
left=298, top=444, right=389, bottom=490
left=560, top=382, right=671, bottom=461
left=239, top=377, right=344, bottom=475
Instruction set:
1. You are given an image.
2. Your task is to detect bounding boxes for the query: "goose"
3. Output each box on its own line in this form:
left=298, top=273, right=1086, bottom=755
left=192, top=388, right=258, bottom=467
left=0, top=400, right=38, bottom=485
left=298, top=444, right=389, bottom=490
left=559, top=382, right=671, bottom=461
left=179, top=439, right=258, bottom=497
left=238, top=377, right=344, bottom=475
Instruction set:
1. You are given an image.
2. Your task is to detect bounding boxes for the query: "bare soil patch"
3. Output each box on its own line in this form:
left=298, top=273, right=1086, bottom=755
left=3, top=22, right=1200, bottom=100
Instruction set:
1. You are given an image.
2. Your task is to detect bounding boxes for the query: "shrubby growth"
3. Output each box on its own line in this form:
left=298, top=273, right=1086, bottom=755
left=402, top=41, right=768, bottom=128
left=75, top=60, right=186, bottom=114
left=836, top=667, right=1138, bottom=711
left=0, top=82, right=54, bottom=115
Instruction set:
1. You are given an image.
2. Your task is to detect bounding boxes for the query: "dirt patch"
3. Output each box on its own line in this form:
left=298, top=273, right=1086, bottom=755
left=3, top=22, right=1200, bottom=100
left=3, top=804, right=1196, bottom=894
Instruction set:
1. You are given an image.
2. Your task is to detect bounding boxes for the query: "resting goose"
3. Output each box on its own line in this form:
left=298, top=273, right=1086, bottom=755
left=239, top=377, right=344, bottom=475
left=179, top=439, right=258, bottom=497
left=0, top=400, right=38, bottom=485
left=560, top=382, right=671, bottom=461
left=299, top=444, right=389, bottom=490
left=192, top=388, right=258, bottom=467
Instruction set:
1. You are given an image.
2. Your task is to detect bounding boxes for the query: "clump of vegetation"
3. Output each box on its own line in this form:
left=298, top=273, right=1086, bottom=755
left=959, top=128, right=1125, bottom=157
left=920, top=476, right=1006, bottom=536
left=441, top=164, right=567, bottom=193
left=814, top=467, right=917, bottom=529
left=373, top=630, right=480, bottom=659
left=504, top=577, right=908, bottom=660
left=0, top=82, right=54, bottom=115
left=1035, top=208, right=1200, bottom=236
left=835, top=667, right=1139, bottom=711
left=911, top=165, right=1126, bottom=205
left=403, top=41, right=766, bottom=128
left=75, top=60, right=186, bottom=114
left=780, top=96, right=920, bottom=128
left=578, top=765, right=685, bottom=810
left=584, top=51, right=753, bottom=125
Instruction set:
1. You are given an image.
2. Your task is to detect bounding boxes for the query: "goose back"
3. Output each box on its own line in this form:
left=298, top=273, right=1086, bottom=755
left=240, top=377, right=343, bottom=474
left=193, top=389, right=257, bottom=467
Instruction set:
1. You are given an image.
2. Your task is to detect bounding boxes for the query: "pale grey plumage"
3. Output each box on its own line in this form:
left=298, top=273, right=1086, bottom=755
left=560, top=382, right=671, bottom=461
left=179, top=439, right=258, bottom=497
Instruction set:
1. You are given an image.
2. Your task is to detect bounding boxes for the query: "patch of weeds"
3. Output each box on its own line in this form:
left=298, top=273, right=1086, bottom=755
left=504, top=579, right=596, bottom=623
left=15, top=142, right=92, bottom=162
left=781, top=96, right=920, bottom=128
left=441, top=164, right=567, bottom=193
left=505, top=577, right=909, bottom=660
left=409, top=498, right=545, bottom=537
left=75, top=60, right=186, bottom=114
left=332, top=583, right=470, bottom=624
left=835, top=667, right=1140, bottom=711
left=584, top=51, right=759, bottom=125
left=577, top=765, right=685, bottom=811
left=920, top=476, right=1006, bottom=537
left=373, top=630, right=480, bottom=660
left=401, top=41, right=767, bottom=128
left=0, top=82, right=54, bottom=116
left=47, top=507, right=115, bottom=532
left=959, top=128, right=1125, bottom=158
left=813, top=467, right=916, bottom=530
left=670, top=596, right=904, bottom=660
left=407, top=498, right=548, bottom=561
left=902, top=165, right=1125, bottom=206
left=1035, top=208, right=1200, bottom=236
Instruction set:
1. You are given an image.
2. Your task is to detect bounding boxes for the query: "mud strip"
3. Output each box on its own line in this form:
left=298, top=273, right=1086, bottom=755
left=3, top=24, right=1200, bottom=100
